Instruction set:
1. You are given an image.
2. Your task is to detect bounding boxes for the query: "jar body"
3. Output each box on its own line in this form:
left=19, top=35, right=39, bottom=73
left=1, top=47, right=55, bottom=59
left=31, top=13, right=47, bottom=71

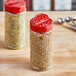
left=30, top=30, right=52, bottom=71
left=5, top=11, right=26, bottom=49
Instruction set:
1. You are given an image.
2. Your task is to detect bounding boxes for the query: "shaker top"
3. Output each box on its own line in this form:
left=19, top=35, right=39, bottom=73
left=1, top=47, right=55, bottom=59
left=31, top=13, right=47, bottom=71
left=5, top=0, right=26, bottom=14
left=30, top=13, right=53, bottom=33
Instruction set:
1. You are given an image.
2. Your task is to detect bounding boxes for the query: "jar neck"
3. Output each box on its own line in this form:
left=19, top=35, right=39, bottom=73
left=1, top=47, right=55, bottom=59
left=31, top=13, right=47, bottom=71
left=31, top=30, right=52, bottom=34
left=5, top=11, right=25, bottom=15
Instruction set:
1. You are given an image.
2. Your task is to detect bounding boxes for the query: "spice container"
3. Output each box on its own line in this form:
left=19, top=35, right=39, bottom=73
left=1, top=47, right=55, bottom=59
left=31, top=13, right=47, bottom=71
left=30, top=13, right=53, bottom=71
left=5, top=0, right=26, bottom=49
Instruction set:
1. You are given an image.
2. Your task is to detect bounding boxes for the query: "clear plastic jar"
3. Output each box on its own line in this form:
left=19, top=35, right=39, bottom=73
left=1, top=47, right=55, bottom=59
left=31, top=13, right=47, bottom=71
left=30, top=13, right=53, bottom=71
left=5, top=0, right=26, bottom=49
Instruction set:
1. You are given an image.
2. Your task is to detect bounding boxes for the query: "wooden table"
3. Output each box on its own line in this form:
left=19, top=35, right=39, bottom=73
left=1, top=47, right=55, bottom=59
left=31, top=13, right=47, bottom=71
left=0, top=11, right=76, bottom=76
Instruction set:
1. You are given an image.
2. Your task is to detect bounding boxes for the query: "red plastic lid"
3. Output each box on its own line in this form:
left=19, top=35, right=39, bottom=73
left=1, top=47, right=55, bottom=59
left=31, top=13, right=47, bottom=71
left=5, top=0, right=26, bottom=14
left=30, top=13, right=53, bottom=33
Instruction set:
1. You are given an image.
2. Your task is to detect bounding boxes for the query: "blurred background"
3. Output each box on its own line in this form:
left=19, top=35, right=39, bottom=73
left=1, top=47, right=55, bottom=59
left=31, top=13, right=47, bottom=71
left=0, top=0, right=76, bottom=11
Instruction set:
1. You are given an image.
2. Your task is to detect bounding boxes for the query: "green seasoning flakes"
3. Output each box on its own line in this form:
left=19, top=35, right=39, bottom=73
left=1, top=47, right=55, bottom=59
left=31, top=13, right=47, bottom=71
left=5, top=12, right=26, bottom=49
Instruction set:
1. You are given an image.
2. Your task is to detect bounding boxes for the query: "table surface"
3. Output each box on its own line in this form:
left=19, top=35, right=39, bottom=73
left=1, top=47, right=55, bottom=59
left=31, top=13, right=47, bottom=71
left=0, top=11, right=76, bottom=76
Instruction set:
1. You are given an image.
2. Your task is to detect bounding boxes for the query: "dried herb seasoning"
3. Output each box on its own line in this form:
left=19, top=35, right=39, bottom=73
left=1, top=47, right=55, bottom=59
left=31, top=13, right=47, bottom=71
left=5, top=0, right=26, bottom=49
left=30, top=13, right=53, bottom=71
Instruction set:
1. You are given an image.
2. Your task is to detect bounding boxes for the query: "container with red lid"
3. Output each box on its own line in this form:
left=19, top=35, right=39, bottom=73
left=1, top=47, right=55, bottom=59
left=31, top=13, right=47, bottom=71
left=5, top=0, right=26, bottom=49
left=30, top=13, right=53, bottom=71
